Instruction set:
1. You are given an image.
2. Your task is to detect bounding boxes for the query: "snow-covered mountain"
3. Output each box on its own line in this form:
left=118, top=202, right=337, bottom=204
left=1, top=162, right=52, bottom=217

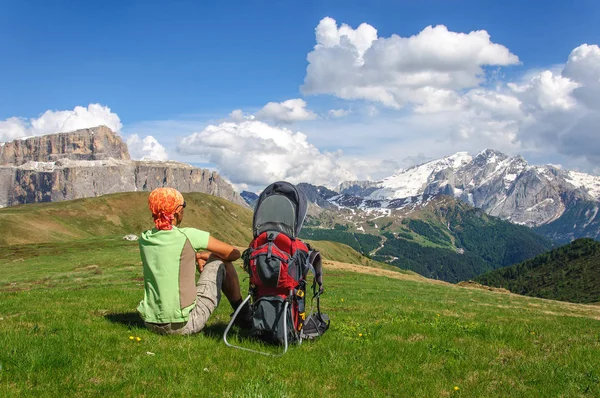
left=565, top=171, right=600, bottom=199
left=368, top=152, right=474, bottom=199
left=336, top=149, right=600, bottom=228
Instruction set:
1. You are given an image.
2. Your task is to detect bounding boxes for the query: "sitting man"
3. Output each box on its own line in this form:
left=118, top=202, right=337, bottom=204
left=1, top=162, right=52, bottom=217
left=137, top=187, right=251, bottom=335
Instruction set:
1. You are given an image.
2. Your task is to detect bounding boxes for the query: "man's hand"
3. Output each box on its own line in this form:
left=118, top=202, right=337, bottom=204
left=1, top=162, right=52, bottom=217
left=195, top=237, right=242, bottom=273
left=196, top=251, right=211, bottom=272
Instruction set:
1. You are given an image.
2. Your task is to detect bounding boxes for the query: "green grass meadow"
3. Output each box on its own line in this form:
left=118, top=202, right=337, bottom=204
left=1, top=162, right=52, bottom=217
left=2, top=236, right=600, bottom=397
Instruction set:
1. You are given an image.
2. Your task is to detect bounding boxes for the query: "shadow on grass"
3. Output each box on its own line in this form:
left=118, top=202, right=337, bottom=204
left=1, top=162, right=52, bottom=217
left=203, top=322, right=254, bottom=342
left=202, top=322, right=228, bottom=339
left=104, top=312, right=145, bottom=329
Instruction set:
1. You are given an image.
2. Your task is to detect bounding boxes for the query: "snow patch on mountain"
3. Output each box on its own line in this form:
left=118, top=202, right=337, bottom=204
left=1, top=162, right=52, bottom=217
left=526, top=198, right=555, bottom=212
left=566, top=171, right=600, bottom=199
left=369, top=152, right=473, bottom=199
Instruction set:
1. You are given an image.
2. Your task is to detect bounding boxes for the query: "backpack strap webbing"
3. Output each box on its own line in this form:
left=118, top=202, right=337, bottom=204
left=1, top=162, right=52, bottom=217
left=308, top=249, right=323, bottom=295
left=302, top=247, right=330, bottom=340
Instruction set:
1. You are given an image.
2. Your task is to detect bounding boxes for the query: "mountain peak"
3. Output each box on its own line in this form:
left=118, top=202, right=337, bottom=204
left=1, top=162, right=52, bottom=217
left=474, top=149, right=509, bottom=163
left=446, top=151, right=473, bottom=165
left=366, top=151, right=473, bottom=200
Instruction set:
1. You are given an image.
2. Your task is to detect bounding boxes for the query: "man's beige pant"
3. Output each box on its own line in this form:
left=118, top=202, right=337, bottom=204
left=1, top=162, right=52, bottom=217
left=145, top=259, right=225, bottom=335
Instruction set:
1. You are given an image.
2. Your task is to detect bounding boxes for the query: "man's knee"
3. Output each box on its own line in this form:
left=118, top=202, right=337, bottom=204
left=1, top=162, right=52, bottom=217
left=206, top=253, right=222, bottom=264
left=198, top=260, right=225, bottom=305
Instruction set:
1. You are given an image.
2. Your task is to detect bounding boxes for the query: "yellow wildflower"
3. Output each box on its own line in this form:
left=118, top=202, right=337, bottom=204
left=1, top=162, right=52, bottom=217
left=436, top=314, right=440, bottom=317
left=454, top=386, right=460, bottom=391
left=129, top=336, right=134, bottom=340
left=136, top=337, right=142, bottom=342
left=359, top=333, right=363, bottom=337
left=341, top=298, right=345, bottom=303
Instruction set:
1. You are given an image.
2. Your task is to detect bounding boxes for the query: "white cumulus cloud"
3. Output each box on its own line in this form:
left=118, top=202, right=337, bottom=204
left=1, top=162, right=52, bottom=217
left=0, top=117, right=28, bottom=143
left=297, top=23, right=600, bottom=176
left=508, top=70, right=580, bottom=113
left=0, top=104, right=122, bottom=143
left=442, top=43, right=600, bottom=166
left=328, top=108, right=351, bottom=118
left=229, top=109, right=246, bottom=122
left=255, top=98, right=317, bottom=123
left=562, top=44, right=600, bottom=111
left=176, top=120, right=355, bottom=188
left=229, top=109, right=255, bottom=122
left=302, top=17, right=519, bottom=110
left=126, top=134, right=169, bottom=161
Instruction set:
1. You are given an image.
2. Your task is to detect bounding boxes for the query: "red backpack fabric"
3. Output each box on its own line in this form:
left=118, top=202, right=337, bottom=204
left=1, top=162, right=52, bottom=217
left=244, top=230, right=311, bottom=336
left=248, top=231, right=308, bottom=294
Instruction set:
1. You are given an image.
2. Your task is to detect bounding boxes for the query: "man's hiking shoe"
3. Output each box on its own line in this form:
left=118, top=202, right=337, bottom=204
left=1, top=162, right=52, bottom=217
left=231, top=302, right=253, bottom=329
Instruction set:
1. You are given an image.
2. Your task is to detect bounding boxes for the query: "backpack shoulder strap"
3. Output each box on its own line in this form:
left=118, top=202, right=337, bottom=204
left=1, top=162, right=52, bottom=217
left=301, top=244, right=330, bottom=340
left=307, top=248, right=323, bottom=295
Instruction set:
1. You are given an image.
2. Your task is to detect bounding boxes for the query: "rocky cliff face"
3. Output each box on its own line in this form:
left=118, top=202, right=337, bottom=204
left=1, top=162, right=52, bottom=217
left=0, top=127, right=247, bottom=208
left=336, top=180, right=381, bottom=197
left=0, top=126, right=130, bottom=166
left=449, top=151, right=591, bottom=226
left=296, top=183, right=338, bottom=209
left=535, top=200, right=600, bottom=243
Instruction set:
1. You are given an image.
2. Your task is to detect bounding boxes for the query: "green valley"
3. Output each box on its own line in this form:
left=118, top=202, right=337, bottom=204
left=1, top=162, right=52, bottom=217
left=302, top=196, right=553, bottom=282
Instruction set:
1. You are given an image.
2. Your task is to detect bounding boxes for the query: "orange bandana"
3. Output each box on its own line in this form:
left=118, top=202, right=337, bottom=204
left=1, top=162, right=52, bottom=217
left=148, top=188, right=185, bottom=230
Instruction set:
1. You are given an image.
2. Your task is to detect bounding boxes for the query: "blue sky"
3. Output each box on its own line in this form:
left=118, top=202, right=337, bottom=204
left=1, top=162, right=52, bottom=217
left=1, top=0, right=597, bottom=120
left=1, top=1, right=600, bottom=188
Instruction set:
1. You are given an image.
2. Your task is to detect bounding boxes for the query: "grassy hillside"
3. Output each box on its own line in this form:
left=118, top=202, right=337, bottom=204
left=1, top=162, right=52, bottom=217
left=0, top=191, right=402, bottom=273
left=0, top=192, right=254, bottom=247
left=2, top=235, right=600, bottom=396
left=475, top=238, right=600, bottom=304
left=303, top=197, right=553, bottom=283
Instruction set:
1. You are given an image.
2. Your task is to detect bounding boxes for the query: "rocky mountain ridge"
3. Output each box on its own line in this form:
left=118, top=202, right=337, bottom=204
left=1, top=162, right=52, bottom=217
left=0, top=125, right=129, bottom=166
left=0, top=126, right=246, bottom=207
left=336, top=149, right=600, bottom=228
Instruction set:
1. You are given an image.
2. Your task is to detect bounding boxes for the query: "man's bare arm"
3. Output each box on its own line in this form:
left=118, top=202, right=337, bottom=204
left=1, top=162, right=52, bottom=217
left=195, top=237, right=241, bottom=271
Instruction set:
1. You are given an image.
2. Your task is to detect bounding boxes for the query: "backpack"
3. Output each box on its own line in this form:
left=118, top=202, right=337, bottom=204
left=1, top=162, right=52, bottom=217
left=223, top=181, right=329, bottom=355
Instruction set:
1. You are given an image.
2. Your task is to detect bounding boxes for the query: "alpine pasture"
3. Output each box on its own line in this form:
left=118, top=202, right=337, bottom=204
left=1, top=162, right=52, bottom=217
left=1, top=193, right=600, bottom=397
